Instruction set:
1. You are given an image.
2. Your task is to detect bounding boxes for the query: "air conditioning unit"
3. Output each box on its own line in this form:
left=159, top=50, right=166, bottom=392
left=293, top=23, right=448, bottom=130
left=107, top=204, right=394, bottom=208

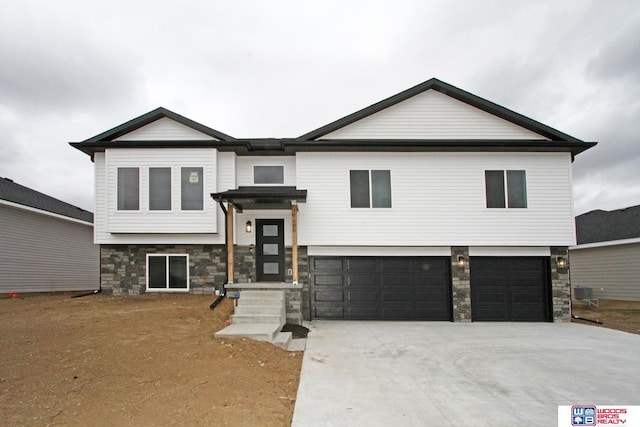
left=574, top=287, right=593, bottom=299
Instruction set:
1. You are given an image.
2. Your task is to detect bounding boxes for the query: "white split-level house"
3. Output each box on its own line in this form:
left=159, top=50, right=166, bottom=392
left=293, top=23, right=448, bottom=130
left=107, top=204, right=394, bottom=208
left=70, top=78, right=595, bottom=324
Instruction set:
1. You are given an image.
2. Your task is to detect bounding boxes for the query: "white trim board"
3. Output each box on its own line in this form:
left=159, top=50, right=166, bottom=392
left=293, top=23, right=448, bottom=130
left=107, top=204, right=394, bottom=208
left=307, top=246, right=451, bottom=256
left=469, top=246, right=551, bottom=256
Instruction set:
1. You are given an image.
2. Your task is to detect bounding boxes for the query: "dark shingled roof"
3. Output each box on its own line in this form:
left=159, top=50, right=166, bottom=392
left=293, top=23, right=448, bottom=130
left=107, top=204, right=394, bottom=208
left=575, top=205, right=640, bottom=244
left=0, top=177, right=93, bottom=223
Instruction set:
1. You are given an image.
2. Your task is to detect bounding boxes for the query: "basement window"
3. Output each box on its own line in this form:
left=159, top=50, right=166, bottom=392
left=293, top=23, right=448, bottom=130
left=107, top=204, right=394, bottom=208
left=147, top=254, right=189, bottom=291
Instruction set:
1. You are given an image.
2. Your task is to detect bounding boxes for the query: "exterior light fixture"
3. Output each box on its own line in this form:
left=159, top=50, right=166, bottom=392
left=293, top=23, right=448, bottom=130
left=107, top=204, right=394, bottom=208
left=245, top=221, right=252, bottom=233
left=556, top=256, right=567, bottom=268
left=457, top=255, right=466, bottom=268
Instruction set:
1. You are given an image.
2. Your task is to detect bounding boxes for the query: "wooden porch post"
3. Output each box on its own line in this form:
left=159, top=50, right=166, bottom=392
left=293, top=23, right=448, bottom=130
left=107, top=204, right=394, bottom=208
left=227, top=203, right=234, bottom=284
left=291, top=201, right=299, bottom=285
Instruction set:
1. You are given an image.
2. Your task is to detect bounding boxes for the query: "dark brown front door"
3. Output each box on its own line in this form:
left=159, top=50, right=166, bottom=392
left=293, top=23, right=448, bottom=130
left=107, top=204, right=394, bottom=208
left=256, top=219, right=285, bottom=282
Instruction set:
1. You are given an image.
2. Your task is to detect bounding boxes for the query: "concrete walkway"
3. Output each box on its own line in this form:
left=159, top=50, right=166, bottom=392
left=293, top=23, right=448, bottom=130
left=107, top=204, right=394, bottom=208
left=292, top=321, right=640, bottom=426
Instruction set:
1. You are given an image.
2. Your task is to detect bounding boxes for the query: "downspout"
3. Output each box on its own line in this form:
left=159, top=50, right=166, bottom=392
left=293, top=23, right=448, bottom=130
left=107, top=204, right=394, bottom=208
left=210, top=199, right=228, bottom=310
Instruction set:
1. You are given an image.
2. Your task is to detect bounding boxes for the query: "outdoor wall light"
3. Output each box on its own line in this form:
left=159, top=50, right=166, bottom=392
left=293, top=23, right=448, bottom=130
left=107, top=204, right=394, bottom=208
left=457, top=255, right=466, bottom=268
left=245, top=221, right=252, bottom=233
left=556, top=256, right=567, bottom=268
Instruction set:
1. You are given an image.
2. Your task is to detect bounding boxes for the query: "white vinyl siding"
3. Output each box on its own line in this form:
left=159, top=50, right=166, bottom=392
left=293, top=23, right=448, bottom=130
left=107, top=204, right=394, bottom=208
left=113, top=117, right=217, bottom=141
left=236, top=157, right=296, bottom=186
left=323, top=89, right=549, bottom=140
left=296, top=152, right=574, bottom=247
left=104, top=148, right=217, bottom=234
left=0, top=203, right=98, bottom=293
left=570, top=242, right=640, bottom=301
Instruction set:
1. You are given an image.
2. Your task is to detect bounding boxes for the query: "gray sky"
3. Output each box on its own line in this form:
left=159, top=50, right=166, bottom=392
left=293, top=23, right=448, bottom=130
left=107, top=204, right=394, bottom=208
left=1, top=0, right=639, bottom=215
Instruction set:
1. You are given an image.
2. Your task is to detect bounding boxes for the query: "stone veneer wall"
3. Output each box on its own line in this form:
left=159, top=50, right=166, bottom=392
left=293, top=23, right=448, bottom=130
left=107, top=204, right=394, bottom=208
left=451, top=246, right=471, bottom=322
left=551, top=246, right=571, bottom=322
left=232, top=246, right=310, bottom=322
left=100, top=244, right=227, bottom=295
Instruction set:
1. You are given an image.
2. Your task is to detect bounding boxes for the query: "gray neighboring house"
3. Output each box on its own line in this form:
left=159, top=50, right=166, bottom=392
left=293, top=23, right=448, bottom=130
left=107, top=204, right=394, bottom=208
left=0, top=177, right=99, bottom=293
left=570, top=205, right=640, bottom=301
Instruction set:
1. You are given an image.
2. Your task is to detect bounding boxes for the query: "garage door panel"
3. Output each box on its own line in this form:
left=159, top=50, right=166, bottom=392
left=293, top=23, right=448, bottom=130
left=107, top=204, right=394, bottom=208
left=348, top=290, right=379, bottom=302
left=314, top=275, right=344, bottom=286
left=314, top=290, right=344, bottom=302
left=380, top=258, right=413, bottom=270
left=381, top=274, right=413, bottom=286
left=348, top=259, right=377, bottom=271
left=313, top=258, right=344, bottom=270
left=471, top=257, right=550, bottom=322
left=314, top=306, right=344, bottom=318
left=348, top=274, right=379, bottom=287
left=383, top=308, right=413, bottom=319
left=311, top=256, right=452, bottom=320
left=382, top=291, right=412, bottom=302
left=348, top=307, right=379, bottom=319
left=416, top=291, right=448, bottom=303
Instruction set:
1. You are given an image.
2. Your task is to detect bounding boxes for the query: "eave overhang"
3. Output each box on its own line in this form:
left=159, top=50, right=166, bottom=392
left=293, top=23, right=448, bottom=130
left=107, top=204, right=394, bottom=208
left=210, top=186, right=307, bottom=212
left=70, top=138, right=597, bottom=160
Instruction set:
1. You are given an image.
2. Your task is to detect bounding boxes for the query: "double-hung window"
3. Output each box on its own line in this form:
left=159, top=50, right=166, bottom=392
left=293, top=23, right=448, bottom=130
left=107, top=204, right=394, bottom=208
left=485, top=170, right=527, bottom=208
left=147, top=254, right=189, bottom=291
left=350, top=170, right=392, bottom=208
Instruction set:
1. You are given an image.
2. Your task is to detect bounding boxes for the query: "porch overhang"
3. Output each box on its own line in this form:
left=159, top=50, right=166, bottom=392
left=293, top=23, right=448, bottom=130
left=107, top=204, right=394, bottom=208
left=210, top=186, right=307, bottom=212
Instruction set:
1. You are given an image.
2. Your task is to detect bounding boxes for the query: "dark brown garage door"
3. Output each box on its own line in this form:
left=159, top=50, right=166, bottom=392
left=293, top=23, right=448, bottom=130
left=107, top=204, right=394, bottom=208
left=310, top=257, right=452, bottom=320
left=470, top=257, right=552, bottom=321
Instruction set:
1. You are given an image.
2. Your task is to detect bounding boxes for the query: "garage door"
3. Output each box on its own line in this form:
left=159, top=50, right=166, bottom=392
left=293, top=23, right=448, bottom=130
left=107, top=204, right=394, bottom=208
left=470, top=257, right=551, bottom=321
left=310, top=257, right=451, bottom=320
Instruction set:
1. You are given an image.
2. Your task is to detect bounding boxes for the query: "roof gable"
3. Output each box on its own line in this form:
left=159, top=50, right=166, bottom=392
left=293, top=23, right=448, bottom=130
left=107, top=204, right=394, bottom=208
left=575, top=205, right=640, bottom=244
left=113, top=117, right=218, bottom=141
left=299, top=78, right=582, bottom=142
left=85, top=107, right=235, bottom=142
left=320, top=89, right=549, bottom=140
left=0, top=177, right=93, bottom=223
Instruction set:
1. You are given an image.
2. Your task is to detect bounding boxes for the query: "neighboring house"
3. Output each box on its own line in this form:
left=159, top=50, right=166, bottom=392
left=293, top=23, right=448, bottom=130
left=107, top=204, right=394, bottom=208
left=0, top=177, right=99, bottom=293
left=70, top=78, right=595, bottom=323
left=570, top=205, right=640, bottom=301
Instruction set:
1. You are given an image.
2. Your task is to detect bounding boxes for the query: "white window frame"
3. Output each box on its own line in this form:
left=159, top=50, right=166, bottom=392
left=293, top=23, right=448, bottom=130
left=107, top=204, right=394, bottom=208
left=349, top=169, right=392, bottom=209
left=253, top=165, right=285, bottom=185
left=146, top=254, right=190, bottom=292
left=484, top=169, right=528, bottom=209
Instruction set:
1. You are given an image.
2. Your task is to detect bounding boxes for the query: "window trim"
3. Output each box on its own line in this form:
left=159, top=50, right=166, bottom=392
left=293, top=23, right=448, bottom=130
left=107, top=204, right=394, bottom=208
left=485, top=169, right=527, bottom=209
left=253, top=165, right=285, bottom=185
left=349, top=169, right=392, bottom=209
left=146, top=254, right=190, bottom=292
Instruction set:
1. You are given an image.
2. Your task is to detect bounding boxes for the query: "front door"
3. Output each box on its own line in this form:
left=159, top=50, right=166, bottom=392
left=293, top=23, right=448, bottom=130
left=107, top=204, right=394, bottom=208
left=256, top=219, right=285, bottom=282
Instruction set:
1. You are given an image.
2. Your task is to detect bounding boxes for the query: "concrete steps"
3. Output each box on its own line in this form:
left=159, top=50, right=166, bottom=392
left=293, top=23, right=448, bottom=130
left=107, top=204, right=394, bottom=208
left=214, top=290, right=304, bottom=351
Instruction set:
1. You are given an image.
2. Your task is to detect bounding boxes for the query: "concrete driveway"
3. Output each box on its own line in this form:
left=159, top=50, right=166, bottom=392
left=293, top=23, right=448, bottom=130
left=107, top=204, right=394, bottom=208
left=292, top=321, right=640, bottom=426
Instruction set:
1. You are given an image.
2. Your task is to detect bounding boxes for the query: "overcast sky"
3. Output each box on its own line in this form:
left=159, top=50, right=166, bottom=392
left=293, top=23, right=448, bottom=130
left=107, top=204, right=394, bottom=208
left=1, top=0, right=639, bottom=216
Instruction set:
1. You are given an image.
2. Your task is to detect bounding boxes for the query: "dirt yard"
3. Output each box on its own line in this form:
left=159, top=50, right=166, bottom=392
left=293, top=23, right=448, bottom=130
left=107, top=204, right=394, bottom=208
left=0, top=293, right=302, bottom=426
left=571, top=299, right=640, bottom=335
